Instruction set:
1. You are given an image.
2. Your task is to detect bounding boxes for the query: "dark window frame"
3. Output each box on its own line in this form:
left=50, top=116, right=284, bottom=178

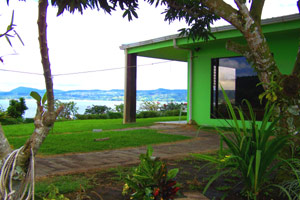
left=210, top=56, right=265, bottom=120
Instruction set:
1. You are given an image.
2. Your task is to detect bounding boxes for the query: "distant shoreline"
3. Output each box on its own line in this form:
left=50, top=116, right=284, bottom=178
left=0, top=87, right=188, bottom=102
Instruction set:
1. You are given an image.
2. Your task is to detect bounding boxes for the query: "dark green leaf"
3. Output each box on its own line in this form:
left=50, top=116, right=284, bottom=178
left=30, top=91, right=41, bottom=103
left=167, top=168, right=179, bottom=181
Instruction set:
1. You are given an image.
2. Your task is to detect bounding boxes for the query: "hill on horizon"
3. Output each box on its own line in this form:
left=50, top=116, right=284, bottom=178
left=0, top=87, right=188, bottom=102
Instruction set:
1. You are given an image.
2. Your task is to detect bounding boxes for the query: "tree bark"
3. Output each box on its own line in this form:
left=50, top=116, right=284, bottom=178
left=17, top=0, right=61, bottom=170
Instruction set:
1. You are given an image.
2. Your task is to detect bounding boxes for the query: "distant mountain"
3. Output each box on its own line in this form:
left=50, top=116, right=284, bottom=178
left=0, top=87, right=188, bottom=102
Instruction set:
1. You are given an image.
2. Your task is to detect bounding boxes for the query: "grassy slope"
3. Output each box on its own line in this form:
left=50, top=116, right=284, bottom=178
left=3, top=116, right=186, bottom=137
left=4, top=116, right=189, bottom=155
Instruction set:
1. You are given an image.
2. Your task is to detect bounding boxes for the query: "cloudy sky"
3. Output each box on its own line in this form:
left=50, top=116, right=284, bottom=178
left=0, top=0, right=298, bottom=92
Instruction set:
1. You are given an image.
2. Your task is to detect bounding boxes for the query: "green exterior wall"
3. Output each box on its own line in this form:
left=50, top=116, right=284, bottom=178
left=123, top=17, right=300, bottom=127
left=191, top=28, right=300, bottom=126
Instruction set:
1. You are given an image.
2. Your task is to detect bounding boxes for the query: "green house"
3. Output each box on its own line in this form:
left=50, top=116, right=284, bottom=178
left=120, top=14, right=300, bottom=126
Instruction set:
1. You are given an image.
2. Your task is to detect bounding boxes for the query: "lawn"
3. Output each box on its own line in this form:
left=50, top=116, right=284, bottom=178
left=8, top=129, right=189, bottom=155
left=3, top=116, right=186, bottom=137
left=4, top=116, right=189, bottom=155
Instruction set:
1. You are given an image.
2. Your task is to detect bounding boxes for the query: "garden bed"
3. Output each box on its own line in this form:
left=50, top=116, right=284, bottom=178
left=36, top=156, right=286, bottom=200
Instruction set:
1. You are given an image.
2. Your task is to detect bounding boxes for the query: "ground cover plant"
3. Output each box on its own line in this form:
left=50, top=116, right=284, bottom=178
left=122, top=146, right=180, bottom=199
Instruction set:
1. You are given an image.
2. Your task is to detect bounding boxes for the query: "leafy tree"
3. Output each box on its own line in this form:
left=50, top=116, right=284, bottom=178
left=84, top=105, right=111, bottom=115
left=6, top=97, right=28, bottom=118
left=54, top=100, right=79, bottom=120
left=114, top=103, right=124, bottom=113
left=139, top=101, right=160, bottom=111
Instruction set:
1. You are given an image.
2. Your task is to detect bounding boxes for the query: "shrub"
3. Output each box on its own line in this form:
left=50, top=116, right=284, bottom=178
left=196, top=88, right=290, bottom=199
left=75, top=114, right=108, bottom=120
left=107, top=112, right=123, bottom=119
left=139, top=101, right=160, bottom=112
left=6, top=97, right=28, bottom=118
left=123, top=146, right=180, bottom=199
left=163, top=109, right=187, bottom=116
left=114, top=103, right=124, bottom=113
left=84, top=105, right=111, bottom=115
left=161, top=101, right=183, bottom=111
left=24, top=118, right=34, bottom=123
left=0, top=117, right=23, bottom=125
left=54, top=100, right=79, bottom=120
left=137, top=111, right=160, bottom=118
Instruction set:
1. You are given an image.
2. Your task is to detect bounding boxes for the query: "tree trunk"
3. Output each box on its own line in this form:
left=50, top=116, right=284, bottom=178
left=0, top=0, right=62, bottom=199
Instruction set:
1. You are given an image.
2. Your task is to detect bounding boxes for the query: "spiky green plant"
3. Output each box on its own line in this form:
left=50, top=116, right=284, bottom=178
left=195, top=87, right=290, bottom=199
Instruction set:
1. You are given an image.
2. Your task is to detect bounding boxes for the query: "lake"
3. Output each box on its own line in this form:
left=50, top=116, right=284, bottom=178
left=0, top=99, right=127, bottom=118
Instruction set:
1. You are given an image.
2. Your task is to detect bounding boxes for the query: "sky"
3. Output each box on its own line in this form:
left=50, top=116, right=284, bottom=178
left=0, top=0, right=298, bottom=92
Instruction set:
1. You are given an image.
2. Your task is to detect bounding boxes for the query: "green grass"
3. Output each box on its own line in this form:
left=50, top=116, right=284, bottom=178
left=4, top=116, right=188, bottom=155
left=8, top=129, right=190, bottom=155
left=3, top=116, right=186, bottom=137
left=35, top=174, right=93, bottom=197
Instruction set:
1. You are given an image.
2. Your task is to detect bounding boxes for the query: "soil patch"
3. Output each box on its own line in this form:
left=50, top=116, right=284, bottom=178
left=62, top=156, right=286, bottom=200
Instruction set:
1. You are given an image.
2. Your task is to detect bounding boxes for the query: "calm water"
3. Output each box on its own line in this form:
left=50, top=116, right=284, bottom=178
left=0, top=99, right=127, bottom=118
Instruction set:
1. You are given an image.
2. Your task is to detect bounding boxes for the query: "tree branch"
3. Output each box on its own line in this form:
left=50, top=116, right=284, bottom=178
left=226, top=40, right=252, bottom=59
left=250, top=0, right=265, bottom=25
left=234, top=0, right=249, bottom=17
left=200, top=0, right=243, bottom=30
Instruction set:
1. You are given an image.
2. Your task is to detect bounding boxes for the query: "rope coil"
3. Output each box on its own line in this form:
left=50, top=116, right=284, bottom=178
left=0, top=147, right=35, bottom=200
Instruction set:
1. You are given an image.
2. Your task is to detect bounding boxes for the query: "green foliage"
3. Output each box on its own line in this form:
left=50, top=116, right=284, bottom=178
left=195, top=87, right=290, bottom=199
left=75, top=113, right=108, bottom=120
left=137, top=111, right=160, bottom=118
left=55, top=100, right=79, bottom=120
left=84, top=105, right=111, bottom=115
left=160, top=101, right=186, bottom=111
left=278, top=158, right=300, bottom=200
left=36, top=174, right=93, bottom=197
left=107, top=111, right=123, bottom=119
left=161, top=0, right=220, bottom=41
left=163, top=109, right=186, bottom=117
left=6, top=97, right=28, bottom=118
left=30, top=91, right=47, bottom=106
left=0, top=106, right=7, bottom=120
left=123, top=146, right=180, bottom=200
left=114, top=103, right=124, bottom=113
left=0, top=10, right=24, bottom=51
left=51, top=0, right=139, bottom=19
left=40, top=184, right=69, bottom=200
left=139, top=101, right=161, bottom=112
left=0, top=117, right=24, bottom=125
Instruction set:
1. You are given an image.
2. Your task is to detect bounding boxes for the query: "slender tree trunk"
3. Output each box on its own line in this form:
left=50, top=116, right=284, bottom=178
left=17, top=0, right=63, bottom=170
left=0, top=1, right=62, bottom=198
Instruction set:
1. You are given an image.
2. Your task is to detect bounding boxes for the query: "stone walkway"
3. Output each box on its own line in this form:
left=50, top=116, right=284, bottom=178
left=35, top=123, right=220, bottom=179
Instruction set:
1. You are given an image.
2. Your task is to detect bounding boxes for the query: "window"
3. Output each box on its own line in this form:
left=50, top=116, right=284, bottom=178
left=211, top=56, right=265, bottom=120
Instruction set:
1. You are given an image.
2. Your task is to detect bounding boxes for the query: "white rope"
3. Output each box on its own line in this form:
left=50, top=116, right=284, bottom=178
left=0, top=147, right=35, bottom=200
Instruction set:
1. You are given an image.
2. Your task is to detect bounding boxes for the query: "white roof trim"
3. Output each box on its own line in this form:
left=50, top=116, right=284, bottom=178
left=120, top=13, right=300, bottom=50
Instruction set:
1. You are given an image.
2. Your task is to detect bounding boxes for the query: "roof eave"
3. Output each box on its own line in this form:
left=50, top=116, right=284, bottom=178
left=120, top=13, right=300, bottom=50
